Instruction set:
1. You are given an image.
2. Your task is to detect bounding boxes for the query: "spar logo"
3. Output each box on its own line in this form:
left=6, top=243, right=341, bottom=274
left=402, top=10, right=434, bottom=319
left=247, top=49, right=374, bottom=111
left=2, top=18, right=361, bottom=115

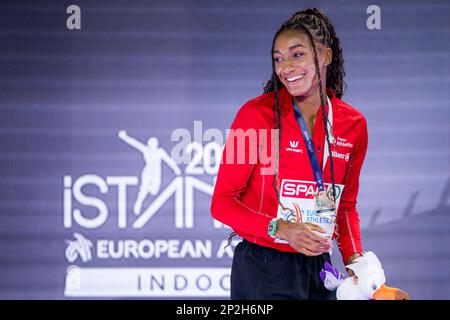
left=281, top=179, right=342, bottom=200
left=63, top=130, right=224, bottom=230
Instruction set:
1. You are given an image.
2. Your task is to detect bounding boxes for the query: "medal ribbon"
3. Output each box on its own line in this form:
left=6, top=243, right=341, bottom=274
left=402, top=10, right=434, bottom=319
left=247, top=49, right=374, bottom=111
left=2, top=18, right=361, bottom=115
left=293, top=99, right=326, bottom=192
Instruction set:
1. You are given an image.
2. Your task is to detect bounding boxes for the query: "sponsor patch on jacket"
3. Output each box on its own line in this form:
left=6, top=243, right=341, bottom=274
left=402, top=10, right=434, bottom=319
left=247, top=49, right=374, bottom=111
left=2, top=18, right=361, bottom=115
left=275, top=179, right=345, bottom=243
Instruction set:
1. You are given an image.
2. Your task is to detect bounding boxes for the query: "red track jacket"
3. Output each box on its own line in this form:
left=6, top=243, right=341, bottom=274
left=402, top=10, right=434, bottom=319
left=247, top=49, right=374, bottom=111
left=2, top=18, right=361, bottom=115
left=211, top=86, right=368, bottom=264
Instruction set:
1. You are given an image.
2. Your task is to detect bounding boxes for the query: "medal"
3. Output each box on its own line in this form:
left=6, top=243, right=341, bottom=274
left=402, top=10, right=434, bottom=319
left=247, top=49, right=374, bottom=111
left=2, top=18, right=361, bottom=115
left=313, top=190, right=337, bottom=239
left=314, top=190, right=335, bottom=210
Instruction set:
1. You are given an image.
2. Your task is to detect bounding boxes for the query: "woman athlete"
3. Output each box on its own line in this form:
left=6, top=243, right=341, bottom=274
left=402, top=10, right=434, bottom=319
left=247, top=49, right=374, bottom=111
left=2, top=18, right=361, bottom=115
left=212, top=8, right=368, bottom=300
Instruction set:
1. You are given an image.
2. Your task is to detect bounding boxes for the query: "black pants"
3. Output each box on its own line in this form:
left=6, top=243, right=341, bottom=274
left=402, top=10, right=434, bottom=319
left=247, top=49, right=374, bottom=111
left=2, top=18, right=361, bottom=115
left=231, top=240, right=336, bottom=300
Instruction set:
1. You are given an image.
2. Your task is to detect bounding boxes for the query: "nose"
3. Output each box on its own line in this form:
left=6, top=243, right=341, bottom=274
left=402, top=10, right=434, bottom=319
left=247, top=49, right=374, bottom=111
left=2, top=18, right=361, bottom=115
left=280, top=59, right=295, bottom=76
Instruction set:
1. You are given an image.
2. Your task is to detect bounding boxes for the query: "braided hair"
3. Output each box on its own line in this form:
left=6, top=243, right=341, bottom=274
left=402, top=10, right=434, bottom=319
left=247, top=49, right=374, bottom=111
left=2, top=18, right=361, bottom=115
left=266, top=8, right=345, bottom=220
left=264, top=8, right=346, bottom=98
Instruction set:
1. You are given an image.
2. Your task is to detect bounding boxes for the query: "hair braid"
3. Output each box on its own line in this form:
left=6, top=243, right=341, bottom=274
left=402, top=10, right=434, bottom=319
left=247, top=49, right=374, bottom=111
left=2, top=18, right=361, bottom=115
left=300, top=22, right=337, bottom=202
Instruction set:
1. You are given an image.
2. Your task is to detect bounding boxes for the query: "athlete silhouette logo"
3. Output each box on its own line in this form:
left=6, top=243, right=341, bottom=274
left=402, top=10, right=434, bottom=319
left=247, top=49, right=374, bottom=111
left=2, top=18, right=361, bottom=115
left=118, top=130, right=181, bottom=215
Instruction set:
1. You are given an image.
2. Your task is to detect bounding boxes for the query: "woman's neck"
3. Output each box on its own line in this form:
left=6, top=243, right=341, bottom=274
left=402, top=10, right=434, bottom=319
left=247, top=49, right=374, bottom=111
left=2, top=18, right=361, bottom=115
left=293, top=91, right=322, bottom=121
left=293, top=89, right=329, bottom=136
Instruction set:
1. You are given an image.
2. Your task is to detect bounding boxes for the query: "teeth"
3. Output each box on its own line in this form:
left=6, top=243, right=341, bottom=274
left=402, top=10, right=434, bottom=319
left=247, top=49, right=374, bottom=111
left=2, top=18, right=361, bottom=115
left=286, top=75, right=305, bottom=82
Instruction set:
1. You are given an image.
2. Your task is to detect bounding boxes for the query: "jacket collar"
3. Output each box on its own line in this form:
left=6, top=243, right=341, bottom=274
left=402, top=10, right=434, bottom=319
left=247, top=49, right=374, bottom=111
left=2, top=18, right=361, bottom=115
left=277, top=86, right=337, bottom=112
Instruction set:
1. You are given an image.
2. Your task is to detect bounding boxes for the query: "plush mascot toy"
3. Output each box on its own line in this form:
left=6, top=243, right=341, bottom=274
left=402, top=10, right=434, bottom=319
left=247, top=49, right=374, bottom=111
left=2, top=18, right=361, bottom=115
left=320, top=251, right=410, bottom=300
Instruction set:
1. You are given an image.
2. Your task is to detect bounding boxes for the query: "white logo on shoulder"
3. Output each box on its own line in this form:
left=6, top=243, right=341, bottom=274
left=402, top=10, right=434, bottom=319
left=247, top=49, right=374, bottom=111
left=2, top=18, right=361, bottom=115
left=286, top=141, right=303, bottom=153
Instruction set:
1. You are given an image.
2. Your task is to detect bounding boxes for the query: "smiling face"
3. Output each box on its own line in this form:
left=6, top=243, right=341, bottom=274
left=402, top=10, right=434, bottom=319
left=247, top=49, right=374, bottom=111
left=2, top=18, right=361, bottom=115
left=273, top=29, right=331, bottom=99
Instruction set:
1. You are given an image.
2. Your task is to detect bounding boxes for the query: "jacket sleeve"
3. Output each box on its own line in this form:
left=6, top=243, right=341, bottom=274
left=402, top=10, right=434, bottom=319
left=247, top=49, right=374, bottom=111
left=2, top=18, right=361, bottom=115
left=211, top=103, right=273, bottom=239
left=335, top=117, right=368, bottom=264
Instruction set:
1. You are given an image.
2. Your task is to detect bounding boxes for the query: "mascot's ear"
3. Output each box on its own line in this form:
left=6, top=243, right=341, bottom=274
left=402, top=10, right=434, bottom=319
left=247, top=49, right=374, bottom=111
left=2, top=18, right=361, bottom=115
left=345, top=259, right=364, bottom=278
left=363, top=251, right=382, bottom=268
left=345, top=251, right=383, bottom=278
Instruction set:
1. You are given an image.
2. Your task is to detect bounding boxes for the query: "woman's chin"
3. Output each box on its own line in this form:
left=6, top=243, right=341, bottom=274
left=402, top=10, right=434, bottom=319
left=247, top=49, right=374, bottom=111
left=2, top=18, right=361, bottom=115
left=284, top=86, right=308, bottom=98
left=282, top=81, right=317, bottom=99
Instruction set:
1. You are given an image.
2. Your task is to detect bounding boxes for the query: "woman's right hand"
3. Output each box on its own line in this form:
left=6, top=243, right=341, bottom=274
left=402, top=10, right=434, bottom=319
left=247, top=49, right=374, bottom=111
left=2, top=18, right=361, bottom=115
left=276, top=220, right=333, bottom=256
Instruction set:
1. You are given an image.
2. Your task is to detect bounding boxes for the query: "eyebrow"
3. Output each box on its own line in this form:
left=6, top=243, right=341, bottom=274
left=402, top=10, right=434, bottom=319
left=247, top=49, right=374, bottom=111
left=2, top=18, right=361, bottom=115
left=273, top=43, right=306, bottom=54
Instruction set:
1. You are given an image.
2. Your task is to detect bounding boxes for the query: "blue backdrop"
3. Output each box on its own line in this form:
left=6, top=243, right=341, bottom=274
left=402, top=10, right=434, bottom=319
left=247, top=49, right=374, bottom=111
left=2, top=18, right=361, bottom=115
left=0, top=0, right=449, bottom=299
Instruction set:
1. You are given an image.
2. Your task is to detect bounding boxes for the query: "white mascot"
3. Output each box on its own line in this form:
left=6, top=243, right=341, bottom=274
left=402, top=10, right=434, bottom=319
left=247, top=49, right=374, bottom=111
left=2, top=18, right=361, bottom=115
left=320, top=251, right=410, bottom=300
